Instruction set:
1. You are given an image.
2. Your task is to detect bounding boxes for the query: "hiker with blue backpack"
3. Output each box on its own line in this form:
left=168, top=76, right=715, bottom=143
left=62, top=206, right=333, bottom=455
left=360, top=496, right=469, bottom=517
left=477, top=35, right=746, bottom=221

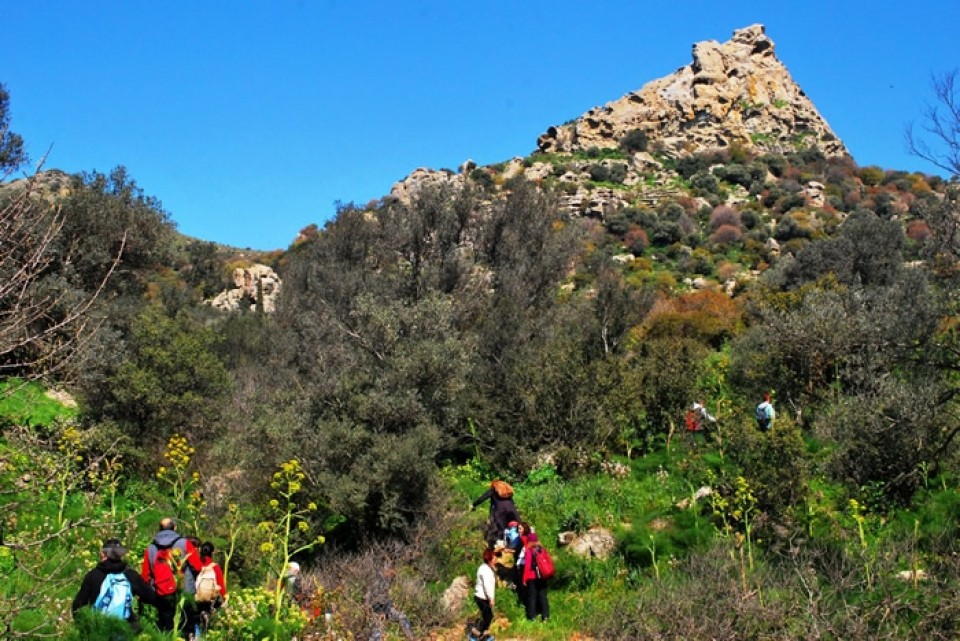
left=72, top=538, right=157, bottom=633
left=755, top=392, right=775, bottom=431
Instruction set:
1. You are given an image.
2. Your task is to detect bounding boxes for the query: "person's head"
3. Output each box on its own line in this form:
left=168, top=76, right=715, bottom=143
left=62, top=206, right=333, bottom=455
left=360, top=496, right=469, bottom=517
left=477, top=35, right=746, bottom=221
left=526, top=532, right=539, bottom=546
left=482, top=548, right=496, bottom=565
left=763, top=392, right=771, bottom=402
left=159, top=517, right=177, bottom=531
left=519, top=521, right=530, bottom=534
left=101, top=538, right=128, bottom=562
left=288, top=561, right=300, bottom=577
left=200, top=541, right=215, bottom=559
left=507, top=520, right=519, bottom=530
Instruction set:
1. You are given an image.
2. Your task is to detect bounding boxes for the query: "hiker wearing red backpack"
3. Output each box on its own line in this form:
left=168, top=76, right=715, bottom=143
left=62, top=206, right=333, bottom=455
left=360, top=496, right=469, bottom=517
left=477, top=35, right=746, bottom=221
left=520, top=532, right=552, bottom=622
left=140, top=517, right=202, bottom=633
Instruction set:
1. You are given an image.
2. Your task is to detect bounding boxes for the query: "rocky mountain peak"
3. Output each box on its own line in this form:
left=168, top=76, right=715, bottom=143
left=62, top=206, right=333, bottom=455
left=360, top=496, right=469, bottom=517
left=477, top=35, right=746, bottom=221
left=537, top=24, right=847, bottom=158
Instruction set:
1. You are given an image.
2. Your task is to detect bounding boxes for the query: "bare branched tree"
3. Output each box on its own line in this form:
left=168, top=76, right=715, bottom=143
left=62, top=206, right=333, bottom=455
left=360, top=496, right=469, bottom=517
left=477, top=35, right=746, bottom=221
left=0, top=172, right=124, bottom=382
left=905, top=69, right=960, bottom=178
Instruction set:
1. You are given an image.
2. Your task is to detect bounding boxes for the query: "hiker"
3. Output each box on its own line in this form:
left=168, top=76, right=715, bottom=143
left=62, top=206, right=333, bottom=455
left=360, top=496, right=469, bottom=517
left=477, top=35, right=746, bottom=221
left=471, top=480, right=520, bottom=547
left=141, top=517, right=202, bottom=633
left=686, top=400, right=717, bottom=434
left=471, top=548, right=497, bottom=641
left=755, top=392, right=775, bottom=431
left=520, top=532, right=550, bottom=622
left=513, top=523, right=531, bottom=606
left=193, top=541, right=227, bottom=639
left=367, top=559, right=414, bottom=641
left=72, top=538, right=157, bottom=633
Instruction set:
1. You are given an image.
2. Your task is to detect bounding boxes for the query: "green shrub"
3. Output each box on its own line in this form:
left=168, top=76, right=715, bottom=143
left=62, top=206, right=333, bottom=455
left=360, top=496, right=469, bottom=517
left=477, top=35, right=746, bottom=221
left=620, top=129, right=650, bottom=154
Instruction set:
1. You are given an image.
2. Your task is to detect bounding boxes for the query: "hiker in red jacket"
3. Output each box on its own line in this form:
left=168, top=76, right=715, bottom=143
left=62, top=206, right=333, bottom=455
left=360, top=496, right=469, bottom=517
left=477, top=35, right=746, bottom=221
left=140, top=517, right=202, bottom=633
left=520, top=532, right=550, bottom=622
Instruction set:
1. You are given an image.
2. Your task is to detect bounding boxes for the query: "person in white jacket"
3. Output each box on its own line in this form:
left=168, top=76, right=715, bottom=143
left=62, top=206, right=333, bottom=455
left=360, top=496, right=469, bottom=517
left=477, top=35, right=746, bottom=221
left=472, top=548, right=497, bottom=640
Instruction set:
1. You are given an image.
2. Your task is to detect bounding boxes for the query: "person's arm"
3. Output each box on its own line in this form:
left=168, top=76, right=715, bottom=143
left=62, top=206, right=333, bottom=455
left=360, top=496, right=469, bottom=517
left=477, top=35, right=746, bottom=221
left=181, top=539, right=202, bottom=573
left=71, top=570, right=99, bottom=614
left=126, top=568, right=158, bottom=606
left=471, top=488, right=494, bottom=509
left=214, top=563, right=227, bottom=598
left=140, top=548, right=152, bottom=583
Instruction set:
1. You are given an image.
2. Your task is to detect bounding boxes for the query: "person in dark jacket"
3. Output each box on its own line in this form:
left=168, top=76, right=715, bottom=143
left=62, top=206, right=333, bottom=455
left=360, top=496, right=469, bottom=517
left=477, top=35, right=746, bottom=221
left=471, top=481, right=520, bottom=547
left=73, top=538, right=157, bottom=632
left=140, top=517, right=202, bottom=632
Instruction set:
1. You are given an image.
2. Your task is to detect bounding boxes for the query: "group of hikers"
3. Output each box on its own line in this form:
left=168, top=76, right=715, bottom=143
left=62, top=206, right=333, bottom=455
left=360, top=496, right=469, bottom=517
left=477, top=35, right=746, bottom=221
left=72, top=394, right=777, bottom=640
left=469, top=479, right=554, bottom=641
left=72, top=517, right=227, bottom=639
left=686, top=392, right=776, bottom=434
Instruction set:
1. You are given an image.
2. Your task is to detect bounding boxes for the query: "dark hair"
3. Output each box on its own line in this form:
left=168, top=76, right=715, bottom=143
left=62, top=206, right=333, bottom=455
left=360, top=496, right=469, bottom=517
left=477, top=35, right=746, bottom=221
left=482, top=548, right=495, bottom=563
left=201, top=541, right=215, bottom=559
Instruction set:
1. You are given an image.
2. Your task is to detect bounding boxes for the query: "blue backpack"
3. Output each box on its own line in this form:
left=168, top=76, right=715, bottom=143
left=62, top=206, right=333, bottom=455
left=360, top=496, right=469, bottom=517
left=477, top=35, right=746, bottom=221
left=755, top=403, right=772, bottom=430
left=94, top=572, right=132, bottom=620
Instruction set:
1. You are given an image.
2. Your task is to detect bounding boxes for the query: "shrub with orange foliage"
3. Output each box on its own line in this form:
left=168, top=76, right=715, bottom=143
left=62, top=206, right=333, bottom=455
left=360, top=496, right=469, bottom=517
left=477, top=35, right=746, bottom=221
left=906, top=219, right=932, bottom=243
left=640, top=289, right=743, bottom=348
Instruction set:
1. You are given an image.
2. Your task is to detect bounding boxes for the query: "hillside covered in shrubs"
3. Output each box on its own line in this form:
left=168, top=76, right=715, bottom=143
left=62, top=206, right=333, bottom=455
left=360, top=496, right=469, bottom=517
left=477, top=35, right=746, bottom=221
left=3, top=25, right=960, bottom=640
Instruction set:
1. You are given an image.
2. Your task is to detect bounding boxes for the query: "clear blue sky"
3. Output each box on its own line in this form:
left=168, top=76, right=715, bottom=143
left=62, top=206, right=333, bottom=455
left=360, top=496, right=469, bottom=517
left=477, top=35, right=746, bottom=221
left=3, top=1, right=958, bottom=250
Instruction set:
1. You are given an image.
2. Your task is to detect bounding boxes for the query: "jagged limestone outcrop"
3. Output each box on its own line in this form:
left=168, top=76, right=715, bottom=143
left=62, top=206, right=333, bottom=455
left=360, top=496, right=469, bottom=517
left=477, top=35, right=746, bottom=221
left=206, top=264, right=281, bottom=313
left=537, top=24, right=847, bottom=158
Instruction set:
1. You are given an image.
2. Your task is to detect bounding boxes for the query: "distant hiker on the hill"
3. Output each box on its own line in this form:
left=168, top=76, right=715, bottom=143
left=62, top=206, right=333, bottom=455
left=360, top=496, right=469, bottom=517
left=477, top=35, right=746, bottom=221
left=686, top=399, right=717, bottom=434
left=73, top=538, right=157, bottom=633
left=471, top=548, right=497, bottom=641
left=471, top=480, right=520, bottom=547
left=755, top=392, right=775, bottom=432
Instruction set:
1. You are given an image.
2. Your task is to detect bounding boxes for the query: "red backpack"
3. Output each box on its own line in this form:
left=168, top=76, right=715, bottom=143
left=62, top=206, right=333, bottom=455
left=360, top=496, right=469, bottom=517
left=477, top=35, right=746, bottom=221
left=149, top=540, right=181, bottom=596
left=532, top=545, right=555, bottom=580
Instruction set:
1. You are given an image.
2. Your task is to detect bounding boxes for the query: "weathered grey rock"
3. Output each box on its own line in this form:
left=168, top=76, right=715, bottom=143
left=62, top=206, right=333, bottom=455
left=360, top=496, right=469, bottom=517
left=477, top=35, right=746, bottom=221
left=390, top=167, right=464, bottom=204
left=537, top=25, right=847, bottom=160
left=558, top=527, right=617, bottom=560
left=207, top=264, right=281, bottom=313
left=441, top=575, right=472, bottom=613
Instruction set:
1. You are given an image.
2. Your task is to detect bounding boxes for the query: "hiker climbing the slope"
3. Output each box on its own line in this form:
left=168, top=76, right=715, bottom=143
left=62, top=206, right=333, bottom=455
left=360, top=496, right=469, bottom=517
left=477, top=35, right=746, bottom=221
left=686, top=399, right=717, bottom=435
left=470, top=548, right=497, bottom=641
left=193, top=541, right=227, bottom=639
left=72, top=538, right=157, bottom=633
left=471, top=479, right=520, bottom=547
left=755, top=392, right=775, bottom=432
left=141, top=517, right=202, bottom=633
left=520, top=532, right=552, bottom=623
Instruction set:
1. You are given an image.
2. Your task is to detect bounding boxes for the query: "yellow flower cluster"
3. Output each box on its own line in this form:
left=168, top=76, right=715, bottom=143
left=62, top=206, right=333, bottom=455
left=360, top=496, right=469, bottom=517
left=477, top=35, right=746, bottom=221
left=163, top=433, right=195, bottom=469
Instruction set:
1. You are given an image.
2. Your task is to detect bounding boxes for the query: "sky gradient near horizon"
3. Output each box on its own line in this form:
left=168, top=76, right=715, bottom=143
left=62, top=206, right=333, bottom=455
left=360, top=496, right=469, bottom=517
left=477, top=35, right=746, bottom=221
left=3, top=1, right=958, bottom=250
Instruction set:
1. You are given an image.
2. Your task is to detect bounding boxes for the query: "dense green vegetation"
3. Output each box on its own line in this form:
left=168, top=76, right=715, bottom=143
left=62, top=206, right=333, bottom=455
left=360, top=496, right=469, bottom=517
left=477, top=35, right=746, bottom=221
left=3, top=77, right=960, bottom=640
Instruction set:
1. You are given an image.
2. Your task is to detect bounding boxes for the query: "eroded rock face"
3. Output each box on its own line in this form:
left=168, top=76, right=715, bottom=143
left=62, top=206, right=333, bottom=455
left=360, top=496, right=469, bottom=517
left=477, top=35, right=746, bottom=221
left=207, top=264, right=281, bottom=313
left=390, top=167, right=465, bottom=205
left=537, top=24, right=847, bottom=159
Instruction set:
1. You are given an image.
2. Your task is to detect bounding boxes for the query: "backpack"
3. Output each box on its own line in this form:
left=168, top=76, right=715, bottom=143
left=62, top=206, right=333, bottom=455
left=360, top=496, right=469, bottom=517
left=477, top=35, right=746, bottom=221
left=504, top=526, right=521, bottom=549
left=149, top=539, right=181, bottom=596
left=194, top=563, right=219, bottom=603
left=755, top=403, right=771, bottom=430
left=685, top=409, right=700, bottom=432
left=532, top=545, right=555, bottom=580
left=491, top=480, right=513, bottom=499
left=94, top=572, right=132, bottom=620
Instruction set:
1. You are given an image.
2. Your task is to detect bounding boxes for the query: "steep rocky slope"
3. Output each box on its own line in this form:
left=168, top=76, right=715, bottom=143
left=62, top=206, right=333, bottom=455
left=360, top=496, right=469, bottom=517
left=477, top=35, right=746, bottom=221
left=537, top=24, right=846, bottom=158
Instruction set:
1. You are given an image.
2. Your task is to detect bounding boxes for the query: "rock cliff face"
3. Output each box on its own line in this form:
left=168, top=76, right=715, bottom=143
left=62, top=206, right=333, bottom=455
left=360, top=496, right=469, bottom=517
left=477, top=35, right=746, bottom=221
left=207, top=264, right=281, bottom=313
left=537, top=24, right=847, bottom=158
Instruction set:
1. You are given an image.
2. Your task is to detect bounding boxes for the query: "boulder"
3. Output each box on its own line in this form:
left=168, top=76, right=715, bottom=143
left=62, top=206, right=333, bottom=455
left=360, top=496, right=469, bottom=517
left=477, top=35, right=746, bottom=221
left=558, top=527, right=617, bottom=560
left=207, top=263, right=281, bottom=313
left=441, top=575, right=472, bottom=613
